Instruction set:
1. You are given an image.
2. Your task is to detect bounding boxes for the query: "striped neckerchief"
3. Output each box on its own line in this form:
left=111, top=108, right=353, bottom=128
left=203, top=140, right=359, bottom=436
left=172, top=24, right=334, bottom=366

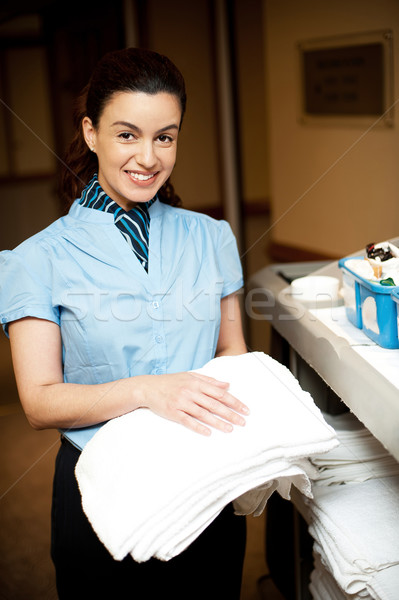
left=78, top=174, right=156, bottom=272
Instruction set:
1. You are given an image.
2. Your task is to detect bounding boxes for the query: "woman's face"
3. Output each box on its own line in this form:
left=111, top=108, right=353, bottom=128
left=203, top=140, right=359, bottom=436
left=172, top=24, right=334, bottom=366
left=82, top=91, right=181, bottom=210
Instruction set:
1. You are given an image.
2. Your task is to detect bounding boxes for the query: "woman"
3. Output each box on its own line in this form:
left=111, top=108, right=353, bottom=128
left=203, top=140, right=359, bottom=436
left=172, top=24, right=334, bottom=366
left=0, top=48, right=248, bottom=598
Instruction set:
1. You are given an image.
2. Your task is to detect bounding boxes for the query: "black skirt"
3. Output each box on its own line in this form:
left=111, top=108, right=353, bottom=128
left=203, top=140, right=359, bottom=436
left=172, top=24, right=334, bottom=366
left=51, top=437, right=247, bottom=599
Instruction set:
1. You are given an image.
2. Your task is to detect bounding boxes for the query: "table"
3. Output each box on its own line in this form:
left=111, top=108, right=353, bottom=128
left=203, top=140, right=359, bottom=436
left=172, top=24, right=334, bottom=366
left=249, top=259, right=399, bottom=461
left=248, top=254, right=399, bottom=599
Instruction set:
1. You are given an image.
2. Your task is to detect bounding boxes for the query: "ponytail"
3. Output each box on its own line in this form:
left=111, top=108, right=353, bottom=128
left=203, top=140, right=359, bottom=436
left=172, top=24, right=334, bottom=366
left=58, top=86, right=98, bottom=211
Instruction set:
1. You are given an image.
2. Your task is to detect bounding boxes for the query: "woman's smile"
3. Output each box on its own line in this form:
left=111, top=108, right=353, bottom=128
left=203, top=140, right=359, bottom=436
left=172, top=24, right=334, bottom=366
left=125, top=169, right=159, bottom=186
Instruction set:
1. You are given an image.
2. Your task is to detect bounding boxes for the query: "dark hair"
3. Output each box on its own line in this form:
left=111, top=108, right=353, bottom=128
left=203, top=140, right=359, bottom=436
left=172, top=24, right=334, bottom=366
left=59, top=47, right=186, bottom=209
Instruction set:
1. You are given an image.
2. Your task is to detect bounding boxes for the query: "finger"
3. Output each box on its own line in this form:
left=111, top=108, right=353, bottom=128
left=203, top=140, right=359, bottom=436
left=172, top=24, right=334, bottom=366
left=182, top=406, right=235, bottom=434
left=189, top=372, right=230, bottom=388
left=197, top=381, right=250, bottom=417
left=199, top=396, right=246, bottom=427
left=219, top=390, right=250, bottom=417
left=178, top=412, right=212, bottom=436
left=182, top=388, right=246, bottom=429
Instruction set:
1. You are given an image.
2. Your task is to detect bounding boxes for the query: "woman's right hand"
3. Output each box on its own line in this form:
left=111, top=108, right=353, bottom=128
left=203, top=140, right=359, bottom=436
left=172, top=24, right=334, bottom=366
left=137, top=371, right=250, bottom=436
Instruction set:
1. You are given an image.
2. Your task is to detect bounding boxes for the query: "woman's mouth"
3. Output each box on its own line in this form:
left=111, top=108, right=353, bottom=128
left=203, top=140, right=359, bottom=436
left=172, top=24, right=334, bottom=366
left=126, top=170, right=157, bottom=183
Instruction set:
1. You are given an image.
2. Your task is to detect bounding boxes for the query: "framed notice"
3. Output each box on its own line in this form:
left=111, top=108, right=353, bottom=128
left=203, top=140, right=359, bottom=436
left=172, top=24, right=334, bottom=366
left=298, top=30, right=394, bottom=127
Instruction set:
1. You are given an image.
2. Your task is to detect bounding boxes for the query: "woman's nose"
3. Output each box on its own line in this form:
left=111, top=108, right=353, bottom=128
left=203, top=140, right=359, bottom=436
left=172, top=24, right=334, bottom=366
left=135, top=141, right=157, bottom=169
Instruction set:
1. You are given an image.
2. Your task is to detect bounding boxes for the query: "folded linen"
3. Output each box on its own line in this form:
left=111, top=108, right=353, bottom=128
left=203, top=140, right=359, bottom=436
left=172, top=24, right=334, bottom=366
left=310, top=552, right=371, bottom=600
left=367, top=564, right=399, bottom=600
left=311, top=412, right=399, bottom=486
left=310, top=555, right=350, bottom=600
left=75, top=352, right=338, bottom=562
left=313, top=458, right=399, bottom=486
left=307, top=476, right=399, bottom=595
left=141, top=463, right=312, bottom=563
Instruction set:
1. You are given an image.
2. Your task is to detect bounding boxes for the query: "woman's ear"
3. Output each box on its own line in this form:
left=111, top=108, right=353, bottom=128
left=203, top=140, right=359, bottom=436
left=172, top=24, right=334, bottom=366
left=82, top=117, right=96, bottom=153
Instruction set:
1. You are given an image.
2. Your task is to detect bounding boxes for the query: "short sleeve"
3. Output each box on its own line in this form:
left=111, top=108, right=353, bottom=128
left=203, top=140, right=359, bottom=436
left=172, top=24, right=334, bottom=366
left=0, top=250, right=60, bottom=337
left=217, top=221, right=244, bottom=297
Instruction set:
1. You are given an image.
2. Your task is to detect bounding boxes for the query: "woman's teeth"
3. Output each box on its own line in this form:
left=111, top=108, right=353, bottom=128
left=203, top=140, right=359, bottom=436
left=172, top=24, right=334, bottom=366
left=128, top=172, right=154, bottom=181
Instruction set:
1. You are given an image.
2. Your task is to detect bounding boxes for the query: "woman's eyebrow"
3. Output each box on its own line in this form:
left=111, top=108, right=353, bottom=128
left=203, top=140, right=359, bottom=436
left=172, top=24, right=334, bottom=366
left=111, top=121, right=140, bottom=132
left=111, top=121, right=179, bottom=134
left=156, top=124, right=179, bottom=134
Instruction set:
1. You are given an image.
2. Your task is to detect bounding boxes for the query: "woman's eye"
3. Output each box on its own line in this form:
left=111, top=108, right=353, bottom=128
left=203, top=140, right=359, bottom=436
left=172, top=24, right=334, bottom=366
left=158, top=134, right=173, bottom=144
left=118, top=132, right=134, bottom=141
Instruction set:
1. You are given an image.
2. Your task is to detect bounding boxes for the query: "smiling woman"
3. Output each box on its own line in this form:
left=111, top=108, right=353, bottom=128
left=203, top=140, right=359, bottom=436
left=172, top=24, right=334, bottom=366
left=81, top=91, right=181, bottom=210
left=60, top=47, right=187, bottom=211
left=0, top=47, right=248, bottom=599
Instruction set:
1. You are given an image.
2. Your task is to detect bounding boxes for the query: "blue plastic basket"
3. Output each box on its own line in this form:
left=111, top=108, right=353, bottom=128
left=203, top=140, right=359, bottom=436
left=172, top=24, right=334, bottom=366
left=339, top=256, right=399, bottom=349
left=391, top=288, right=399, bottom=342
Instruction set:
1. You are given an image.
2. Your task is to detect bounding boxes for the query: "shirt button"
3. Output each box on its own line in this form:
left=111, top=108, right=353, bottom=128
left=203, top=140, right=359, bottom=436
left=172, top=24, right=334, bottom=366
left=155, top=335, right=163, bottom=344
left=152, top=301, right=160, bottom=309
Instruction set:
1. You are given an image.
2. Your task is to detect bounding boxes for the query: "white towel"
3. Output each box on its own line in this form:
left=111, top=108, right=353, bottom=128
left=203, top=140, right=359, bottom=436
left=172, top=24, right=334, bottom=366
left=307, top=477, right=399, bottom=595
left=75, top=352, right=337, bottom=562
left=367, top=565, right=399, bottom=600
left=313, top=458, right=399, bottom=486
left=310, top=555, right=350, bottom=600
left=310, top=553, right=370, bottom=600
left=311, top=412, right=399, bottom=486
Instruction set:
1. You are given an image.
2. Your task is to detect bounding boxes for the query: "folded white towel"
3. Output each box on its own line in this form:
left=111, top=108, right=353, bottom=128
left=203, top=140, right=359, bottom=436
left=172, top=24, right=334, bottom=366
left=367, top=564, right=399, bottom=600
left=75, top=352, right=337, bottom=562
left=310, top=552, right=370, bottom=600
left=310, top=556, right=349, bottom=600
left=314, top=412, right=393, bottom=464
left=313, top=458, right=399, bottom=486
left=307, top=477, right=399, bottom=595
left=310, top=411, right=399, bottom=487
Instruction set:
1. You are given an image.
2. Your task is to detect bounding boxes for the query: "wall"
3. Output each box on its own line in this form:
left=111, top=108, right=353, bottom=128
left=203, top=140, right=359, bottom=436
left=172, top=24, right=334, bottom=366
left=0, top=179, right=59, bottom=249
left=144, top=0, right=222, bottom=211
left=263, top=0, right=399, bottom=258
left=0, top=2, right=126, bottom=251
left=235, top=0, right=270, bottom=206
left=143, top=0, right=269, bottom=214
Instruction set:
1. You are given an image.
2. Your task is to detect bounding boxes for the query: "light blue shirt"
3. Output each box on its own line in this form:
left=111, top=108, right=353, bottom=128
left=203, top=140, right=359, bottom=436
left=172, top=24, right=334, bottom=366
left=0, top=199, right=243, bottom=449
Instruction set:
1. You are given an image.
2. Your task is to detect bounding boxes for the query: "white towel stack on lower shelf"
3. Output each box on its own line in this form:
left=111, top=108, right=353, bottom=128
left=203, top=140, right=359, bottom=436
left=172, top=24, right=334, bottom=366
left=309, top=553, right=354, bottom=600
left=75, top=352, right=338, bottom=563
left=307, top=412, right=399, bottom=599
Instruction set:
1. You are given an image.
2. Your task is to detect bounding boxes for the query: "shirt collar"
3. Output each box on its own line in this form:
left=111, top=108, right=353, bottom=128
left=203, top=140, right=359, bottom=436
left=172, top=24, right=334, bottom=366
left=78, top=174, right=157, bottom=217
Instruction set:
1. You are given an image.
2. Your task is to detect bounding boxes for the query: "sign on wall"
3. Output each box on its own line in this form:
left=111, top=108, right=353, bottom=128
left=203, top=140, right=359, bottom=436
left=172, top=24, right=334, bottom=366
left=298, top=30, right=394, bottom=127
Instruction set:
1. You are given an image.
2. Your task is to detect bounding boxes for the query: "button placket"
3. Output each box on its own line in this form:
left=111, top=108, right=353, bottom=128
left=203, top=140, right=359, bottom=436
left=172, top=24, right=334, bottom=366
left=149, top=296, right=167, bottom=375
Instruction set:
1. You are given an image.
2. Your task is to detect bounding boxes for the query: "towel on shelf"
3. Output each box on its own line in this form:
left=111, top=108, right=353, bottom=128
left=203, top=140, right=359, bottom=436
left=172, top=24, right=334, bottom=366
left=311, top=412, right=399, bottom=486
left=313, top=458, right=399, bottom=487
left=310, top=553, right=370, bottom=600
left=306, top=476, right=399, bottom=596
left=367, top=565, right=399, bottom=600
left=75, top=351, right=338, bottom=563
left=310, top=554, right=354, bottom=600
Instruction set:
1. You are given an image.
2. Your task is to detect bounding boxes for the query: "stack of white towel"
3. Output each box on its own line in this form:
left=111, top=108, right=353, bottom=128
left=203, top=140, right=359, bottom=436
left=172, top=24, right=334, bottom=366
left=75, top=352, right=338, bottom=563
left=310, top=412, right=399, bottom=487
left=310, top=557, right=399, bottom=600
left=310, top=553, right=351, bottom=600
left=307, top=412, right=399, bottom=599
